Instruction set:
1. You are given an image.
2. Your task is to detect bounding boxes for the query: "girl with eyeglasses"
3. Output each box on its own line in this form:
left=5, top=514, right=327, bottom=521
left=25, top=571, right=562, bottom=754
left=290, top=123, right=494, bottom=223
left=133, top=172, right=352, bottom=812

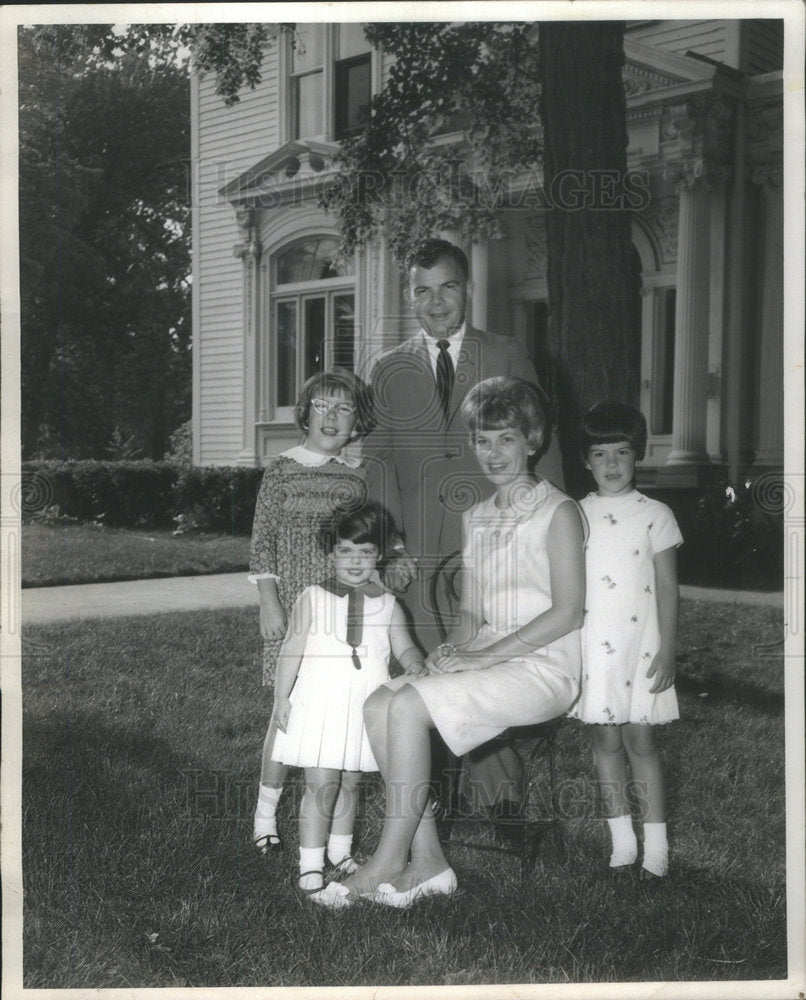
left=250, top=368, right=378, bottom=867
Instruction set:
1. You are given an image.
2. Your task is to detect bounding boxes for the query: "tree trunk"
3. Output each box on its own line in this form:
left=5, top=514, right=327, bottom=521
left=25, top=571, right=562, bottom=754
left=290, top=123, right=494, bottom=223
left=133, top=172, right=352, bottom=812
left=539, top=21, right=641, bottom=494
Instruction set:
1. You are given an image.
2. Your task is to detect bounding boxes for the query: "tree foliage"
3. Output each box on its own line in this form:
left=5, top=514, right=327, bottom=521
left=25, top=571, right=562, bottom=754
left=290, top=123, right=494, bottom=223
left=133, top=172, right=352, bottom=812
left=19, top=25, right=191, bottom=459
left=21, top=21, right=638, bottom=478
left=175, top=22, right=543, bottom=259
left=184, top=20, right=638, bottom=488
left=321, top=22, right=544, bottom=260
left=187, top=23, right=290, bottom=105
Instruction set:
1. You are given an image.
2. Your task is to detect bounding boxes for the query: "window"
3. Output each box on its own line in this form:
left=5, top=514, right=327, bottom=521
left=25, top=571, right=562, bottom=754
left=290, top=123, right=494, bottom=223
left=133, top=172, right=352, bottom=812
left=632, top=227, right=676, bottom=458
left=270, top=238, right=356, bottom=416
left=335, top=53, right=371, bottom=139
left=289, top=24, right=372, bottom=142
left=522, top=299, right=563, bottom=425
left=650, top=287, right=675, bottom=435
left=290, top=26, right=325, bottom=139
left=523, top=300, right=550, bottom=378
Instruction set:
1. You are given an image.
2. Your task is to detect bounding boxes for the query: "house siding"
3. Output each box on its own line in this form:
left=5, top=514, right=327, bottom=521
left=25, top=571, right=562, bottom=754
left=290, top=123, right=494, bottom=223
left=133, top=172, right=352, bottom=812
left=193, top=46, right=280, bottom=464
left=627, top=20, right=732, bottom=65
left=743, top=19, right=784, bottom=75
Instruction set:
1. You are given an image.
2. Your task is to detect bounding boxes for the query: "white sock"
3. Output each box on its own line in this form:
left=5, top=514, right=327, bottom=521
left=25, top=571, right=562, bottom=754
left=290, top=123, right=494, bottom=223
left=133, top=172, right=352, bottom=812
left=642, top=822, right=669, bottom=876
left=253, top=783, right=282, bottom=838
left=327, top=833, right=353, bottom=865
left=299, top=846, right=325, bottom=890
left=607, top=814, right=638, bottom=867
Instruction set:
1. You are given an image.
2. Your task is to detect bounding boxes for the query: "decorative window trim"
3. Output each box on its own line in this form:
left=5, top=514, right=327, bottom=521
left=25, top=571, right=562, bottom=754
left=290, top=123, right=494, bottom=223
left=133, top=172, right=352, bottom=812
left=282, top=24, right=376, bottom=144
left=261, top=229, right=356, bottom=424
left=633, top=220, right=676, bottom=462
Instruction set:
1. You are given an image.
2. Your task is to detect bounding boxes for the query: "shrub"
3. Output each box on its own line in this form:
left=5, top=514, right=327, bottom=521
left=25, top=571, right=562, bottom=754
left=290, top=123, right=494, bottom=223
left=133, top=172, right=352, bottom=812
left=646, top=476, right=785, bottom=590
left=22, top=461, right=179, bottom=528
left=686, top=477, right=784, bottom=589
left=164, top=420, right=193, bottom=467
left=20, top=461, right=263, bottom=534
left=172, top=466, right=263, bottom=534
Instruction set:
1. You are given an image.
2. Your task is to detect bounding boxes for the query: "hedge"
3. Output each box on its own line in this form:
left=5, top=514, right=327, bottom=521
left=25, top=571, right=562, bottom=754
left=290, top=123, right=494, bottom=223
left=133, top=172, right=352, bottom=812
left=174, top=465, right=264, bottom=534
left=20, top=461, right=264, bottom=534
left=20, top=461, right=784, bottom=588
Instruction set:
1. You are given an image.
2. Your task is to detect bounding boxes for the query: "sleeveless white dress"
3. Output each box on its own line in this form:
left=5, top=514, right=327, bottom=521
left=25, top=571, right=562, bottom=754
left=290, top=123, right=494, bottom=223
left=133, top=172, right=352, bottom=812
left=272, top=585, right=396, bottom=771
left=390, top=479, right=582, bottom=756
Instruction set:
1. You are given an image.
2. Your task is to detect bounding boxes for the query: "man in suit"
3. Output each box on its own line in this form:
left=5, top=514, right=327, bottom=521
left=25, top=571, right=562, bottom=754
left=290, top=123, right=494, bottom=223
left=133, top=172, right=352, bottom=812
left=363, top=238, right=564, bottom=827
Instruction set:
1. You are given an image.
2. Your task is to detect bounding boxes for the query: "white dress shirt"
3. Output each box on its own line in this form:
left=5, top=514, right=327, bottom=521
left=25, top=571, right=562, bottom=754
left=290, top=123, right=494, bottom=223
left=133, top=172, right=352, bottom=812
left=421, top=323, right=466, bottom=380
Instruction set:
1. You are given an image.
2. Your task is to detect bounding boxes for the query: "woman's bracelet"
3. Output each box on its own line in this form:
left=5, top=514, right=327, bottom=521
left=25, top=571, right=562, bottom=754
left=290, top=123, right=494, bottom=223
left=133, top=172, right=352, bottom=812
left=438, top=642, right=456, bottom=656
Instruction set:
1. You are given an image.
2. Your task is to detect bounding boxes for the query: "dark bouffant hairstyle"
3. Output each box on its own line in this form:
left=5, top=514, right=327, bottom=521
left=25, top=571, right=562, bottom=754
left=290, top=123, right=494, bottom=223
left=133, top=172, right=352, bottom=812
left=294, top=367, right=375, bottom=438
left=318, top=501, right=392, bottom=556
left=402, top=238, right=469, bottom=281
left=579, top=402, right=648, bottom=461
left=461, top=376, right=550, bottom=467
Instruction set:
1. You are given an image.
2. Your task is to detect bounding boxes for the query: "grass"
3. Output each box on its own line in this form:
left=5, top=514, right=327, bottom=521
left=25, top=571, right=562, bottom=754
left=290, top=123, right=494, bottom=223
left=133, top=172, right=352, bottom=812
left=20, top=601, right=787, bottom=988
left=23, top=520, right=784, bottom=594
left=22, top=522, right=250, bottom=587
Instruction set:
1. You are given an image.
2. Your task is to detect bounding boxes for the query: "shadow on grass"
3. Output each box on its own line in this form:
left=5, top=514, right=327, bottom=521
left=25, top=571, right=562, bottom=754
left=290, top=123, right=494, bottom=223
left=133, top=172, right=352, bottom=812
left=676, top=667, right=785, bottom=716
left=18, top=603, right=787, bottom=989
left=22, top=710, right=258, bottom=838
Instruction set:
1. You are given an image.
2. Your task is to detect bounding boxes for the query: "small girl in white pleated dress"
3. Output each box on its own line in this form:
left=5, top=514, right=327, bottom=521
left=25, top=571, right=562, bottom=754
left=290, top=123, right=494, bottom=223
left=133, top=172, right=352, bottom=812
left=270, top=502, right=426, bottom=899
left=570, top=403, right=682, bottom=880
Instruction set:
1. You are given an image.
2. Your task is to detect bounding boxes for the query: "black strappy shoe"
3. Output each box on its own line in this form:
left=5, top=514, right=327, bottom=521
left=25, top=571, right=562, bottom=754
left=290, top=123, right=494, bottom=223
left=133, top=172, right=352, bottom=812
left=297, top=869, right=325, bottom=895
left=328, top=855, right=360, bottom=877
left=254, top=832, right=283, bottom=854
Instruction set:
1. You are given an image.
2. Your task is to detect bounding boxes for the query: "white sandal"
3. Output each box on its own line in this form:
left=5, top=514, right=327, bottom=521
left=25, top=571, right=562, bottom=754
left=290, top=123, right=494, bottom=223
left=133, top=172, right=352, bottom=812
left=308, top=881, right=354, bottom=909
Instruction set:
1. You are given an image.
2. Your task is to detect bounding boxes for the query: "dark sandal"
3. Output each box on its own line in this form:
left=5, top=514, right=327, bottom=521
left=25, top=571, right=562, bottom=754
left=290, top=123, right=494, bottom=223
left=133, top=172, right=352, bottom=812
left=297, top=869, right=325, bottom=895
left=254, top=832, right=283, bottom=854
left=328, top=855, right=360, bottom=877
left=607, top=863, right=635, bottom=879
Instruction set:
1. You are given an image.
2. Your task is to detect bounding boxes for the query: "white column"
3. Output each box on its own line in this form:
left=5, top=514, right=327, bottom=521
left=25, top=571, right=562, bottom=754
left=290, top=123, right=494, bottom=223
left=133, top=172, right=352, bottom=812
left=667, top=164, right=712, bottom=465
left=470, top=239, right=488, bottom=331
left=234, top=208, right=262, bottom=467
left=753, top=167, right=784, bottom=467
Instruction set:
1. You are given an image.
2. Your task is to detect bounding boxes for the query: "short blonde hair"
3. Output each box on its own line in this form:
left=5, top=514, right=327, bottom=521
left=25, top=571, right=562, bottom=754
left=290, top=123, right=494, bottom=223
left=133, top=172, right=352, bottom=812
left=461, top=376, right=550, bottom=465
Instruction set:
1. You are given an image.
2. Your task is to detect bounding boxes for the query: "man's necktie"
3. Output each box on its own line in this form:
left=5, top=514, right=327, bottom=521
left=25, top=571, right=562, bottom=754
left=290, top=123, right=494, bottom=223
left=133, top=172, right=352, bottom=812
left=436, top=340, right=454, bottom=422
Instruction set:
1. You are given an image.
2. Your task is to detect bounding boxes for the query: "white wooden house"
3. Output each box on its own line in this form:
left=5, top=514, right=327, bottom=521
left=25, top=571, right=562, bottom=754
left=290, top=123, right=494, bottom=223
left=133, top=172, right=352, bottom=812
left=190, top=19, right=783, bottom=487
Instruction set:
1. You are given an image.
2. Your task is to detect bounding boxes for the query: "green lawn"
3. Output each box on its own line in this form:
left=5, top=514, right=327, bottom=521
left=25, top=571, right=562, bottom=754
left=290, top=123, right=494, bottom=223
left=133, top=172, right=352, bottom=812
left=18, top=599, right=788, bottom=989
left=22, top=522, right=250, bottom=587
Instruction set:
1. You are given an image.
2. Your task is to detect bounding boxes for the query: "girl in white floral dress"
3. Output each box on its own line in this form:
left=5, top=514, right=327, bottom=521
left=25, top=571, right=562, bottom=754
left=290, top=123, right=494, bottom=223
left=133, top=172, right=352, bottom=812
left=570, top=403, right=682, bottom=880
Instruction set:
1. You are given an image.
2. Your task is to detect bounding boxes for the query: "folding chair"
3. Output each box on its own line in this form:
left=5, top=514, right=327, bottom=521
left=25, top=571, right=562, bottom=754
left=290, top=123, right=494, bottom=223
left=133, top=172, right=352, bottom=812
left=429, top=550, right=565, bottom=881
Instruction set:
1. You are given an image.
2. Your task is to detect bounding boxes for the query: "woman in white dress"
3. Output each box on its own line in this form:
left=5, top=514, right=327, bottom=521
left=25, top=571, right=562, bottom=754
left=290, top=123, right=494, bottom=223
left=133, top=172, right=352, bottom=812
left=314, top=377, right=586, bottom=909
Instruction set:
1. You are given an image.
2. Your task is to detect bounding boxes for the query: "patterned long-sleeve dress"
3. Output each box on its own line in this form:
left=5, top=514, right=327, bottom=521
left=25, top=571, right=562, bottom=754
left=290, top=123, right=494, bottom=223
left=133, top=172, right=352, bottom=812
left=249, top=448, right=367, bottom=685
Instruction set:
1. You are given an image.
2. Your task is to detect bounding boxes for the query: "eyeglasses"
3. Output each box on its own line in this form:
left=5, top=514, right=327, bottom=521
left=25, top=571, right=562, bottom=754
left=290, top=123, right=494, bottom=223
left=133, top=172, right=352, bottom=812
left=310, top=397, right=356, bottom=417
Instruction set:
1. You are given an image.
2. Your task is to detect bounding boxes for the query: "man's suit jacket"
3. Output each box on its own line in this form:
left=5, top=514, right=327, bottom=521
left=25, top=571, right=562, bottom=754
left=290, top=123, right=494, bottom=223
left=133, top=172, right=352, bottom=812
left=363, top=327, right=564, bottom=571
